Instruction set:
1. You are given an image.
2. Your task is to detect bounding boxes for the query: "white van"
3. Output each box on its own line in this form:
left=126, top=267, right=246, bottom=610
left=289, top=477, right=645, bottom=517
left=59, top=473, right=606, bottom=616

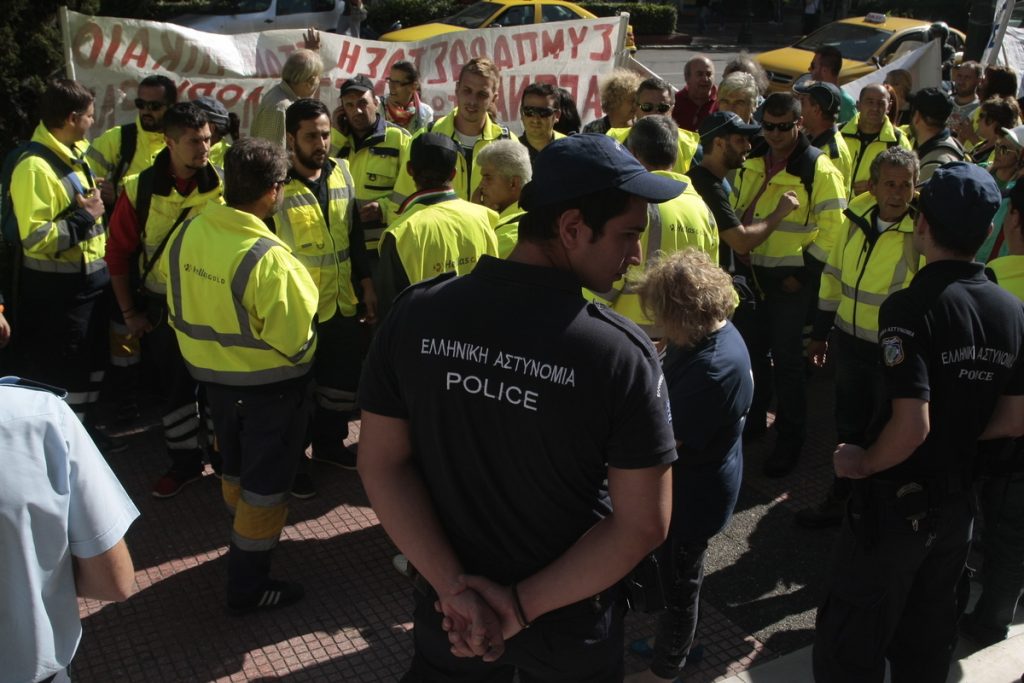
left=171, top=0, right=346, bottom=34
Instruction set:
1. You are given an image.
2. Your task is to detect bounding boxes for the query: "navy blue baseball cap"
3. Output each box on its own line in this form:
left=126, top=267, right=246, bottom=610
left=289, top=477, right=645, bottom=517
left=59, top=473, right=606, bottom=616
left=519, top=133, right=685, bottom=211
left=919, top=162, right=1001, bottom=233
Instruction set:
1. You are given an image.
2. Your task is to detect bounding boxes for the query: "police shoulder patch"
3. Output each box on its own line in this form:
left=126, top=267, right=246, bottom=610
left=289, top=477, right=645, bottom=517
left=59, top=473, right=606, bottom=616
left=881, top=336, right=905, bottom=367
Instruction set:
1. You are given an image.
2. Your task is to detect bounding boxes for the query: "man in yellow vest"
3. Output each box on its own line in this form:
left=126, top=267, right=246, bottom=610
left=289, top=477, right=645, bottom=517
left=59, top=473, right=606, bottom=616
left=163, top=137, right=319, bottom=614
left=87, top=75, right=177, bottom=210
left=731, top=91, right=848, bottom=476
left=518, top=82, right=565, bottom=167
left=798, top=147, right=921, bottom=528
left=10, top=79, right=111, bottom=445
left=607, top=78, right=700, bottom=176
left=376, top=133, right=498, bottom=318
left=475, top=139, right=531, bottom=258
left=330, top=75, right=412, bottom=255
left=275, top=98, right=376, bottom=488
left=106, top=102, right=223, bottom=498
left=841, top=84, right=913, bottom=197
left=392, top=58, right=511, bottom=207
left=795, top=80, right=853, bottom=185
left=590, top=117, right=718, bottom=334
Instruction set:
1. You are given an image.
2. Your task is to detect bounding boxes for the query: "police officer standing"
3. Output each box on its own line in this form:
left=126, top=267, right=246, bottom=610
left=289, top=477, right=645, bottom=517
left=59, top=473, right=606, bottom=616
left=812, top=162, right=1024, bottom=682
left=162, top=137, right=319, bottom=614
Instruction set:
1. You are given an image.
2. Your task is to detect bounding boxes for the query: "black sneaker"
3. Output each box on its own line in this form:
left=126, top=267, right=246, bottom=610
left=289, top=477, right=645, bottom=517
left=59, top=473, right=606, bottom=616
left=290, top=471, right=316, bottom=499
left=959, top=611, right=1007, bottom=648
left=226, top=579, right=305, bottom=616
left=795, top=494, right=845, bottom=529
left=312, top=445, right=357, bottom=471
left=89, top=430, right=129, bottom=456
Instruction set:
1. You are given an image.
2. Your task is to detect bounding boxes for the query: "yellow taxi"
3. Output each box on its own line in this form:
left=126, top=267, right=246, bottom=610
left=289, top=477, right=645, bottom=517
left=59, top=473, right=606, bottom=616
left=756, top=13, right=965, bottom=92
left=380, top=0, right=632, bottom=47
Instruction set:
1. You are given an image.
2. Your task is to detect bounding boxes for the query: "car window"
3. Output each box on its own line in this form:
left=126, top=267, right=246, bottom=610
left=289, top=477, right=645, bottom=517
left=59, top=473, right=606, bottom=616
left=490, top=4, right=536, bottom=27
left=947, top=32, right=964, bottom=52
left=444, top=2, right=504, bottom=28
left=794, top=23, right=893, bottom=62
left=542, top=4, right=581, bottom=22
left=277, top=0, right=333, bottom=15
left=235, top=0, right=273, bottom=12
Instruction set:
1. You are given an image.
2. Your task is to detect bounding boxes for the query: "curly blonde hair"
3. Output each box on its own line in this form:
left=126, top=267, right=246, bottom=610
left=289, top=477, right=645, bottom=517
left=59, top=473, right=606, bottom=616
left=635, top=249, right=736, bottom=345
left=600, top=68, right=643, bottom=112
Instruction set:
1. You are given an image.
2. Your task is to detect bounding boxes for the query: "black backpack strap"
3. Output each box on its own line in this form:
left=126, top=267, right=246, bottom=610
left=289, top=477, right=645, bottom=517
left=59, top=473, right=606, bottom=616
left=134, top=166, right=156, bottom=242
left=138, top=210, right=191, bottom=290
left=112, top=123, right=138, bottom=187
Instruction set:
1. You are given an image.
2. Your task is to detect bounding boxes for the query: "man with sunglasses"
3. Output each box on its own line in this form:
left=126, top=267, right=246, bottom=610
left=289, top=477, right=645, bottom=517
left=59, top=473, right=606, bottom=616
left=672, top=55, right=717, bottom=132
left=730, top=92, right=847, bottom=477
left=87, top=75, right=177, bottom=210
left=518, top=82, right=565, bottom=168
left=162, top=137, right=319, bottom=615
left=608, top=78, right=700, bottom=177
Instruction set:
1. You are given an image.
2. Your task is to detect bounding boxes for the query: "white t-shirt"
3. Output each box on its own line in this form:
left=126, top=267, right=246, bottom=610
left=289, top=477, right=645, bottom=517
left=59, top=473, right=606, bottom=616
left=0, top=378, right=140, bottom=683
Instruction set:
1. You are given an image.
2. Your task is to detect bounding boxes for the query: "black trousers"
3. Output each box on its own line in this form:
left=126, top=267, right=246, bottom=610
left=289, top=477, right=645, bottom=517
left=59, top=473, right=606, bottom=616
left=970, top=467, right=1024, bottom=640
left=402, top=583, right=626, bottom=683
left=650, top=540, right=708, bottom=678
left=310, top=313, right=366, bottom=455
left=813, top=491, right=973, bottom=683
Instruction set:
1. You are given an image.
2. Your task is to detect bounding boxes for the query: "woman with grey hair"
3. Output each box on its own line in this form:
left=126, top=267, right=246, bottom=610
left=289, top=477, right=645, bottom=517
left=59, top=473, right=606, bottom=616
left=723, top=53, right=769, bottom=98
left=717, top=71, right=759, bottom=124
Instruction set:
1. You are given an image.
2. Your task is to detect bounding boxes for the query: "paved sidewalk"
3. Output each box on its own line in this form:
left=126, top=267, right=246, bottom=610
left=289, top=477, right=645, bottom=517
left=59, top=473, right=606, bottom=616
left=70, top=369, right=1021, bottom=681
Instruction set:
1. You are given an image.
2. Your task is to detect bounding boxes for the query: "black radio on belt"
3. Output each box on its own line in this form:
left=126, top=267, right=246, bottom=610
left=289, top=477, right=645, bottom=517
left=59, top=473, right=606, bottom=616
left=894, top=482, right=929, bottom=531
left=624, top=552, right=666, bottom=614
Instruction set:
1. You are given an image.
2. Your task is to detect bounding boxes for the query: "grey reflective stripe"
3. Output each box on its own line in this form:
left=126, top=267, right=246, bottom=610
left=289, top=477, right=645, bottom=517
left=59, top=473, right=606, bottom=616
left=387, top=191, right=406, bottom=207
left=835, top=316, right=878, bottom=343
left=328, top=185, right=351, bottom=201
left=231, top=239, right=277, bottom=340
left=22, top=219, right=71, bottom=249
left=819, top=298, right=840, bottom=312
left=841, top=283, right=888, bottom=306
left=283, top=193, right=318, bottom=211
left=57, top=174, right=78, bottom=203
left=85, top=147, right=112, bottom=175
left=750, top=253, right=804, bottom=267
left=814, top=197, right=847, bottom=213
left=646, top=203, right=663, bottom=259
left=22, top=254, right=106, bottom=274
left=775, top=220, right=815, bottom=234
left=231, top=532, right=279, bottom=552
left=295, top=248, right=350, bottom=269
left=80, top=220, right=105, bottom=241
left=890, top=256, right=910, bottom=293
left=363, top=226, right=385, bottom=243
left=315, top=386, right=357, bottom=411
left=822, top=262, right=842, bottom=278
left=183, top=359, right=312, bottom=386
left=806, top=242, right=829, bottom=262
left=242, top=489, right=289, bottom=507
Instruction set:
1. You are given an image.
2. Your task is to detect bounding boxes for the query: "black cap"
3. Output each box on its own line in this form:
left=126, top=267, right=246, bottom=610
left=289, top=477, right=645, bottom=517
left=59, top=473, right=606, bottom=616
left=191, top=96, right=229, bottom=128
left=908, top=87, right=954, bottom=123
left=919, top=162, right=1001, bottom=234
left=793, top=80, right=842, bottom=118
left=339, top=74, right=374, bottom=97
left=519, top=133, right=684, bottom=211
left=410, top=133, right=459, bottom=175
left=697, top=111, right=762, bottom=144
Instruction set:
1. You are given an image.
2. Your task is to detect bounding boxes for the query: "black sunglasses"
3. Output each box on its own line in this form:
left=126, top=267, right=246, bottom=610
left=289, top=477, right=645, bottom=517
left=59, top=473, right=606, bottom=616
left=522, top=105, right=555, bottom=118
left=387, top=78, right=413, bottom=87
left=761, top=120, right=797, bottom=132
left=638, top=102, right=672, bottom=114
left=135, top=98, right=167, bottom=111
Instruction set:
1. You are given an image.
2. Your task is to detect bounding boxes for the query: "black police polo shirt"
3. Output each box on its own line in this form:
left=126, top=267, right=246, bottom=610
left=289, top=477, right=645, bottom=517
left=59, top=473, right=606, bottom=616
left=871, top=260, right=1024, bottom=483
left=359, top=255, right=677, bottom=585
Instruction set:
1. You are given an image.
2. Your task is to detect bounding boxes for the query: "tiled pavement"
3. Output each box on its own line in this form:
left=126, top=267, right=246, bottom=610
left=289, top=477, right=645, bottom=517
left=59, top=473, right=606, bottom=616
left=72, top=369, right=851, bottom=682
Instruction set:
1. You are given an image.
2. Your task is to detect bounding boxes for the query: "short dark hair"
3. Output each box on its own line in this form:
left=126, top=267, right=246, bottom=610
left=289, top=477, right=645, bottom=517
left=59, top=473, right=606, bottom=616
left=285, top=98, right=330, bottom=135
left=554, top=87, right=581, bottom=136
left=637, top=77, right=670, bottom=100
left=391, top=61, right=420, bottom=84
left=626, top=115, right=678, bottom=169
left=139, top=75, right=178, bottom=104
left=979, top=96, right=1021, bottom=131
left=814, top=46, right=843, bottom=77
left=517, top=187, right=633, bottom=243
left=162, top=103, right=209, bottom=141
left=223, top=138, right=287, bottom=207
left=981, top=65, right=1018, bottom=100
left=763, top=92, right=801, bottom=119
left=522, top=82, right=558, bottom=105
left=39, top=79, right=94, bottom=130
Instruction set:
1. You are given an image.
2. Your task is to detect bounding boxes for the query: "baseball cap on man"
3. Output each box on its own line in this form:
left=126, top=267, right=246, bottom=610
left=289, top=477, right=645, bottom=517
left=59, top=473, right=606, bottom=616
left=793, top=80, right=841, bottom=118
left=519, top=133, right=684, bottom=211
left=339, top=75, right=374, bottom=97
left=410, top=133, right=459, bottom=175
left=908, top=87, right=954, bottom=123
left=698, top=111, right=762, bottom=145
left=919, top=162, right=1001, bottom=234
left=1001, top=124, right=1024, bottom=149
left=192, top=96, right=229, bottom=128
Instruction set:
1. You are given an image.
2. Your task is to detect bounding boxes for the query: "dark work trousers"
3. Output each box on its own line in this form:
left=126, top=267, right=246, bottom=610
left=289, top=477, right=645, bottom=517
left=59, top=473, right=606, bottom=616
left=754, top=265, right=820, bottom=451
left=970, top=462, right=1024, bottom=640
left=141, top=293, right=207, bottom=476
left=731, top=289, right=772, bottom=436
left=310, top=312, right=366, bottom=458
left=402, top=583, right=626, bottom=683
left=13, top=267, right=110, bottom=424
left=651, top=540, right=708, bottom=678
left=831, top=330, right=886, bottom=500
left=206, top=377, right=313, bottom=599
left=813, top=489, right=974, bottom=683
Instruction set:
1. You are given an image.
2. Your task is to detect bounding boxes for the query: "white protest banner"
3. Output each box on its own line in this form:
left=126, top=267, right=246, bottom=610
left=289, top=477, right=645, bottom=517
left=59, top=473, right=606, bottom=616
left=60, top=8, right=627, bottom=137
left=840, top=40, right=941, bottom=104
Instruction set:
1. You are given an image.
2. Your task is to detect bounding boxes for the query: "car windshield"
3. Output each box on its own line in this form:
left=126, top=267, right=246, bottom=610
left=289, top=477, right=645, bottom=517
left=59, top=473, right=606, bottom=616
left=793, top=23, right=893, bottom=62
left=444, top=2, right=502, bottom=28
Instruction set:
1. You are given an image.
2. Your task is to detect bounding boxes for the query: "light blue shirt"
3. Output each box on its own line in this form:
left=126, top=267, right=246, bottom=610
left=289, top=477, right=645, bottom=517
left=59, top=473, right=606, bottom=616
left=0, top=377, right=140, bottom=683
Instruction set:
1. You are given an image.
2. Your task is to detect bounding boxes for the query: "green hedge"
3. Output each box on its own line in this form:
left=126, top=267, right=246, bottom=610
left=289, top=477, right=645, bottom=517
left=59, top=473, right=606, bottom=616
left=367, top=0, right=458, bottom=35
left=578, top=2, right=676, bottom=35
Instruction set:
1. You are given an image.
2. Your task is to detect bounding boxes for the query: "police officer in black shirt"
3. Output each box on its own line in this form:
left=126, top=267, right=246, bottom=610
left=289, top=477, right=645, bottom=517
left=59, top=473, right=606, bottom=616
left=357, top=134, right=682, bottom=681
left=812, top=162, right=1024, bottom=683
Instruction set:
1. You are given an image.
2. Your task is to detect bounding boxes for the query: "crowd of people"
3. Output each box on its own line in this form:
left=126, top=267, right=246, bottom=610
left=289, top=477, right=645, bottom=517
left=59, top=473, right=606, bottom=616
left=1, top=30, right=1023, bottom=683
